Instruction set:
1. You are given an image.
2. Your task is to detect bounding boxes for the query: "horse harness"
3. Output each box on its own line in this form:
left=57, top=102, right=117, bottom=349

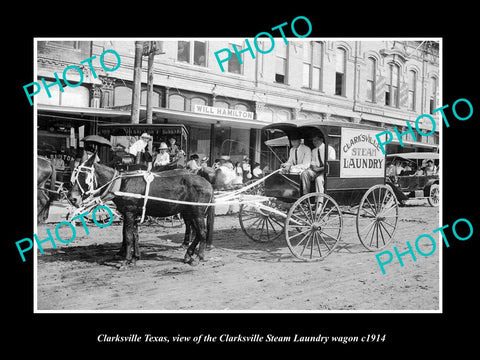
left=71, top=163, right=161, bottom=223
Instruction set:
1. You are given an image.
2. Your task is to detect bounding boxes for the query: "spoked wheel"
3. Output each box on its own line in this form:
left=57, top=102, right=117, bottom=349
left=285, top=193, right=343, bottom=261
left=427, top=183, right=440, bottom=207
left=357, top=184, right=399, bottom=251
left=239, top=199, right=285, bottom=242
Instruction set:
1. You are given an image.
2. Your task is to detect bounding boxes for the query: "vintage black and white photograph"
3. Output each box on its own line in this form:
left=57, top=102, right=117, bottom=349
left=33, top=38, right=441, bottom=312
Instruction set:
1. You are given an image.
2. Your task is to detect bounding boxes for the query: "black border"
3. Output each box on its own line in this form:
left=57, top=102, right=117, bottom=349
left=7, top=6, right=478, bottom=354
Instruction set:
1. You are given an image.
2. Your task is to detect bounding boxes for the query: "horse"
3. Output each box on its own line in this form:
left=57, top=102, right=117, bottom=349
left=37, top=156, right=56, bottom=223
left=67, top=154, right=214, bottom=266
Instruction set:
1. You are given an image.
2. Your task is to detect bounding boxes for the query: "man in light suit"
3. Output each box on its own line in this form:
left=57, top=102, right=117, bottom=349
left=281, top=134, right=311, bottom=174
left=301, top=134, right=335, bottom=195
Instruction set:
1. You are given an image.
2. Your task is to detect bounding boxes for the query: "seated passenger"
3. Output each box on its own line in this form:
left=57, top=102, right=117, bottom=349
left=425, top=160, right=436, bottom=175
left=281, top=134, right=311, bottom=174
left=153, top=142, right=170, bottom=167
left=300, top=134, right=326, bottom=195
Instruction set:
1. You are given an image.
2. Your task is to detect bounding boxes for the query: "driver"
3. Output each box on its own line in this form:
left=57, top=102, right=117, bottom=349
left=300, top=134, right=327, bottom=195
left=281, top=134, right=311, bottom=174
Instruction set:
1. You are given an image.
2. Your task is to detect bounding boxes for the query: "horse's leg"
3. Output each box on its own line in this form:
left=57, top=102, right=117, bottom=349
left=118, top=216, right=128, bottom=258
left=206, top=206, right=214, bottom=251
left=132, top=219, right=140, bottom=263
left=122, top=212, right=137, bottom=265
left=182, top=218, right=195, bottom=248
left=184, top=209, right=207, bottom=265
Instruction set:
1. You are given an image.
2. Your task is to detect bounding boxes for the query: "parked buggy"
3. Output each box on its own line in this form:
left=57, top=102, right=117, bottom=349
left=385, top=152, right=439, bottom=207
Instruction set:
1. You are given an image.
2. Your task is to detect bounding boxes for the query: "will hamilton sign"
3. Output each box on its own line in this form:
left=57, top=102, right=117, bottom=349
left=193, top=104, right=254, bottom=120
left=340, top=128, right=386, bottom=178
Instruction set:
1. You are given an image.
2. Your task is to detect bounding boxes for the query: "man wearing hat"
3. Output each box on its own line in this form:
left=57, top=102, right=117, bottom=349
left=281, top=134, right=311, bottom=174
left=128, top=133, right=152, bottom=164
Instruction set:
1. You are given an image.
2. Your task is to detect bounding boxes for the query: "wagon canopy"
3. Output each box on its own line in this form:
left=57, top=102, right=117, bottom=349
left=262, top=120, right=385, bottom=139
left=387, top=152, right=439, bottom=160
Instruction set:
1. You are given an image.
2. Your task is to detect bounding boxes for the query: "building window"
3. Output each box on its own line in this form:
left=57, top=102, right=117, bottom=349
left=140, top=90, right=161, bottom=107
left=169, top=94, right=185, bottom=111
left=275, top=42, right=288, bottom=84
left=303, top=42, right=322, bottom=90
left=429, top=76, right=438, bottom=113
left=177, top=41, right=190, bottom=63
left=335, top=48, right=346, bottom=96
left=177, top=41, right=206, bottom=66
left=408, top=70, right=417, bottom=111
left=385, top=63, right=400, bottom=107
left=47, top=41, right=79, bottom=49
left=114, top=86, right=132, bottom=107
left=366, top=57, right=376, bottom=102
left=228, top=43, right=242, bottom=74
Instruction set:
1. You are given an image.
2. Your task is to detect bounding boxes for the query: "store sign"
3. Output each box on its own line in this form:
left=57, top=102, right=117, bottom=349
left=340, top=128, right=386, bottom=178
left=193, top=104, right=254, bottom=120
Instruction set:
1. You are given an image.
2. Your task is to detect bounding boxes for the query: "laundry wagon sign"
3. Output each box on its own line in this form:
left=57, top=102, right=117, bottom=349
left=340, top=128, right=386, bottom=178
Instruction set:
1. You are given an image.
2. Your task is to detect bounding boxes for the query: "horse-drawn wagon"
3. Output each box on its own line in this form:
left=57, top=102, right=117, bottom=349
left=65, top=119, right=399, bottom=265
left=238, top=120, right=399, bottom=261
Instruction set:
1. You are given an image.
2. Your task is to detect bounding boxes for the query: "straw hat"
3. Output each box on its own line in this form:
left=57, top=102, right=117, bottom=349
left=141, top=133, right=152, bottom=140
left=158, top=142, right=168, bottom=150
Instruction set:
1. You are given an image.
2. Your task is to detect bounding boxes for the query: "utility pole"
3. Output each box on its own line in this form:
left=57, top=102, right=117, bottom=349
left=145, top=41, right=164, bottom=124
left=131, top=41, right=144, bottom=124
left=146, top=49, right=155, bottom=124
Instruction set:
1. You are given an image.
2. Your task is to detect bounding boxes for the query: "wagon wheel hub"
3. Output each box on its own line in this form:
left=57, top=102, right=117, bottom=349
left=376, top=215, right=385, bottom=222
left=311, top=222, right=322, bottom=231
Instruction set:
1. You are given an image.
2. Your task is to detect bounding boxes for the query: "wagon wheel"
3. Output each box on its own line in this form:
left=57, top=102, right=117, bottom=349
left=427, top=184, right=440, bottom=207
left=285, top=193, right=343, bottom=261
left=239, top=199, right=285, bottom=243
left=356, top=184, right=399, bottom=251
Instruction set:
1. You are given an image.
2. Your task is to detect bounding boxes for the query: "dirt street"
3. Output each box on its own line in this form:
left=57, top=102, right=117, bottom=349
left=36, top=200, right=439, bottom=311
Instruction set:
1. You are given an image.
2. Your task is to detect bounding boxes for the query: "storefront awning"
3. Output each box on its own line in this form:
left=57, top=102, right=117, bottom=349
left=37, top=104, right=273, bottom=129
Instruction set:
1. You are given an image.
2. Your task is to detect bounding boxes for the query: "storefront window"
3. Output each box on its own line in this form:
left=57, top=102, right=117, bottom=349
left=188, top=125, right=211, bottom=162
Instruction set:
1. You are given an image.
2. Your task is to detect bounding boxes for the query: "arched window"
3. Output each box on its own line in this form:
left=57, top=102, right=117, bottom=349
left=429, top=76, right=438, bottom=113
left=61, top=85, right=89, bottom=107
left=385, top=63, right=400, bottom=107
left=408, top=70, right=417, bottom=111
left=140, top=90, right=161, bottom=107
left=214, top=100, right=229, bottom=109
left=335, top=48, right=346, bottom=96
left=234, top=103, right=249, bottom=111
left=191, top=97, right=207, bottom=110
left=366, top=57, right=376, bottom=102
left=303, top=41, right=323, bottom=90
left=276, top=109, right=291, bottom=122
left=114, top=86, right=132, bottom=106
left=169, top=94, right=185, bottom=111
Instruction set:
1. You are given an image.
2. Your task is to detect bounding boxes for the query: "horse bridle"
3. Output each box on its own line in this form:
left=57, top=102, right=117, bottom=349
left=71, top=163, right=98, bottom=196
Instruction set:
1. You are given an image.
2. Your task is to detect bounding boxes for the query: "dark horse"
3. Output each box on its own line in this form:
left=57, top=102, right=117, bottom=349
left=37, top=156, right=56, bottom=223
left=68, top=154, right=214, bottom=266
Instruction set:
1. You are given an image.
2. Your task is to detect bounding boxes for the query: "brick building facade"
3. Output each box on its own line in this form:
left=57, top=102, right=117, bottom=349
left=36, top=39, right=440, bottom=171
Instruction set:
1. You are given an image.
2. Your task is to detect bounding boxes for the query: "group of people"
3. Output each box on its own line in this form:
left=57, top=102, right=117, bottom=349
left=186, top=153, right=263, bottom=187
left=386, top=159, right=438, bottom=177
left=281, top=133, right=336, bottom=195
left=127, top=133, right=185, bottom=170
